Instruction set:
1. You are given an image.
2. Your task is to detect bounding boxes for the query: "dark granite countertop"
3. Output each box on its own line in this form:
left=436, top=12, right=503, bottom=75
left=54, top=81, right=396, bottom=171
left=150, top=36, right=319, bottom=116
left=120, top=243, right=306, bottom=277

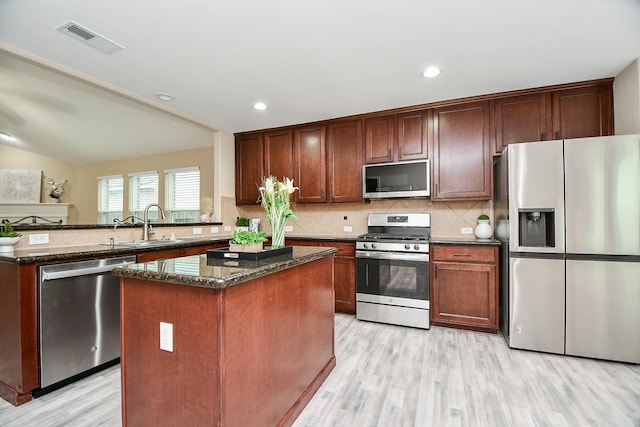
left=430, top=237, right=501, bottom=246
left=0, top=236, right=231, bottom=264
left=113, top=246, right=338, bottom=289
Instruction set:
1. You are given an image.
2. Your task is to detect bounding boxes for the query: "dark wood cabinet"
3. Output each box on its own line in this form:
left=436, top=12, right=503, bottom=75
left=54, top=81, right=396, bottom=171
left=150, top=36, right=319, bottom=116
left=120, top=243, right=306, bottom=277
left=364, top=112, right=429, bottom=164
left=493, top=82, right=613, bottom=154
left=430, top=243, right=499, bottom=332
left=327, top=119, right=363, bottom=202
left=364, top=114, right=396, bottom=163
left=493, top=93, right=549, bottom=154
left=552, top=84, right=613, bottom=140
left=432, top=101, right=492, bottom=200
left=235, top=133, right=263, bottom=205
left=397, top=110, right=430, bottom=161
left=235, top=78, right=613, bottom=203
left=293, top=125, right=326, bottom=203
left=264, top=129, right=294, bottom=179
left=286, top=239, right=356, bottom=314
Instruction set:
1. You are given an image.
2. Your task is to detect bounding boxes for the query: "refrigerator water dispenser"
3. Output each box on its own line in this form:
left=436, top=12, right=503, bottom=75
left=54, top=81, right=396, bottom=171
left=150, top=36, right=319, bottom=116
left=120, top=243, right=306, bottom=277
left=518, top=209, right=555, bottom=247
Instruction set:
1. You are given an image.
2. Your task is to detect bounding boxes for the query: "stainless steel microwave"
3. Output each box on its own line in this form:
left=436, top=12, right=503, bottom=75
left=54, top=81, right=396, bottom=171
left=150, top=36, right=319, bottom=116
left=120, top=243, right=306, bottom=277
left=362, top=159, right=430, bottom=199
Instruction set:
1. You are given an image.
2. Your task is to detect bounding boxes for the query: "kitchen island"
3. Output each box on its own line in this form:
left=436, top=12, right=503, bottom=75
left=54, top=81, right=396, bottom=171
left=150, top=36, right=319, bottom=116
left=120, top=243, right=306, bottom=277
left=113, top=246, right=338, bottom=427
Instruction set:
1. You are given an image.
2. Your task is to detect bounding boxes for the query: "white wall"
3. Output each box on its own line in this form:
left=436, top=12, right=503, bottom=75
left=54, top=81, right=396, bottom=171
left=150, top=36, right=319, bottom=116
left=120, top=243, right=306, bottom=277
left=614, top=57, right=640, bottom=134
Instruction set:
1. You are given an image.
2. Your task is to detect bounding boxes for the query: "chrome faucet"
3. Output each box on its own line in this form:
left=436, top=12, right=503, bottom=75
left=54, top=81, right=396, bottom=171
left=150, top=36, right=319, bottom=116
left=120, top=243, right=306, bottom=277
left=143, top=203, right=166, bottom=241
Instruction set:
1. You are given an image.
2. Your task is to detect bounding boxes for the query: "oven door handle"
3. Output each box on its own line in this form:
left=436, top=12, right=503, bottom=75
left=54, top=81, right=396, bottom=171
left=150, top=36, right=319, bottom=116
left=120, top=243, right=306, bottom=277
left=356, top=250, right=429, bottom=262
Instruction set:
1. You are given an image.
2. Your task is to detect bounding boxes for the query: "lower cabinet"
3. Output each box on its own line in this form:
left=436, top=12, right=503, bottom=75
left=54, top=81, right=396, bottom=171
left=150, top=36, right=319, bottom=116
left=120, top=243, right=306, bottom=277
left=430, top=243, right=499, bottom=332
left=286, top=239, right=356, bottom=314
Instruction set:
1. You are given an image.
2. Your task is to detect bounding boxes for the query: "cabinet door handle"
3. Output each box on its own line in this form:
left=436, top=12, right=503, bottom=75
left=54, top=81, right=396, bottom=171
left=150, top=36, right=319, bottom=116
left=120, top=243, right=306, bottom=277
left=387, top=148, right=392, bottom=160
left=556, top=131, right=560, bottom=139
left=541, top=133, right=545, bottom=140
left=453, top=253, right=472, bottom=257
left=399, top=147, right=403, bottom=158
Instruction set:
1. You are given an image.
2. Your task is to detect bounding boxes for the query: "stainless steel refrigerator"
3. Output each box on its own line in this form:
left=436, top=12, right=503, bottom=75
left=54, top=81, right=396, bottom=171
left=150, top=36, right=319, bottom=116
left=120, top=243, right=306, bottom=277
left=495, top=134, right=640, bottom=364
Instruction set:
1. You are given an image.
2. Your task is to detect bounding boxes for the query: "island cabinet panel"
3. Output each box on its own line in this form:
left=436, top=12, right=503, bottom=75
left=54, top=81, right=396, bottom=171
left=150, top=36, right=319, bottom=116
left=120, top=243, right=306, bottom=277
left=265, top=129, right=294, bottom=179
left=286, top=239, right=356, bottom=314
left=364, top=114, right=396, bottom=163
left=492, top=93, right=549, bottom=155
left=235, top=133, right=264, bottom=205
left=120, top=255, right=336, bottom=427
left=430, top=244, right=499, bottom=332
left=294, top=125, right=327, bottom=203
left=397, top=109, right=430, bottom=161
left=0, top=262, right=38, bottom=406
left=327, top=119, right=363, bottom=202
left=432, top=101, right=492, bottom=200
left=552, top=84, right=613, bottom=140
left=135, top=248, right=185, bottom=263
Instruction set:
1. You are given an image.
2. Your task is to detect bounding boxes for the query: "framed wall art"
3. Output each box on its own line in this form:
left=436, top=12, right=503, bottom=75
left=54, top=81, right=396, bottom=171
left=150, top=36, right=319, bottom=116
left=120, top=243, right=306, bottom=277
left=0, top=169, right=42, bottom=203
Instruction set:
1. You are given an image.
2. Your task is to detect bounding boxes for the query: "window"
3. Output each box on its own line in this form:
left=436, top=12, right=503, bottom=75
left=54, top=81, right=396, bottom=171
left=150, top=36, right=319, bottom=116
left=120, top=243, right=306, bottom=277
left=165, top=167, right=200, bottom=223
left=129, top=171, right=159, bottom=220
left=97, top=175, right=124, bottom=224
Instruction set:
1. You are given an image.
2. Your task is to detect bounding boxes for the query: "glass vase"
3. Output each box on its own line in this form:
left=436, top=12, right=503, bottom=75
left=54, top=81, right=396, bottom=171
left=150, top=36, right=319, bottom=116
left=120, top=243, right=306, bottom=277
left=269, top=215, right=287, bottom=249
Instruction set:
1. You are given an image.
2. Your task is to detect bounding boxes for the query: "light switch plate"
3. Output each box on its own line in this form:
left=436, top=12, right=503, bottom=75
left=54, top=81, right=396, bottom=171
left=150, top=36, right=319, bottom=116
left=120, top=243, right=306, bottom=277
left=29, top=233, right=49, bottom=245
left=285, top=226, right=293, bottom=232
left=224, top=226, right=231, bottom=232
left=210, top=227, right=219, bottom=233
left=461, top=227, right=473, bottom=234
left=160, top=322, right=173, bottom=352
left=343, top=226, right=353, bottom=232
left=192, top=227, right=202, bottom=235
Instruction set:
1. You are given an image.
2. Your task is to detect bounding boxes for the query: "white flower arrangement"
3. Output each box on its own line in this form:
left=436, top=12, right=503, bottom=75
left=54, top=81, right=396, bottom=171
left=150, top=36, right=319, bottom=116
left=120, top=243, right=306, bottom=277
left=258, top=176, right=298, bottom=249
left=46, top=177, right=67, bottom=199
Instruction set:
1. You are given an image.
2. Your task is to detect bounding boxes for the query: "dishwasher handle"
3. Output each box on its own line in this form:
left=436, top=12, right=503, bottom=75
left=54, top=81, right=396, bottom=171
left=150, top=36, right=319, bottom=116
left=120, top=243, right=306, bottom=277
left=41, top=260, right=135, bottom=281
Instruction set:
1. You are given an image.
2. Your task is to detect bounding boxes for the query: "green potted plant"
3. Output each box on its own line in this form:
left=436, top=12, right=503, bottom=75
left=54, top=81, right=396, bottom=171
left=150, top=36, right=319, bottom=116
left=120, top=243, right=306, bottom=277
left=229, top=230, right=268, bottom=253
left=0, top=221, right=22, bottom=253
left=235, top=216, right=250, bottom=231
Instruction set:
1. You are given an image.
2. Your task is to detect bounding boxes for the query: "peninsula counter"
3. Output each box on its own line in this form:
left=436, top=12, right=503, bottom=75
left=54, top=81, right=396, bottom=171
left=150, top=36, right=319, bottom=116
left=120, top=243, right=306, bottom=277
left=113, top=246, right=338, bottom=427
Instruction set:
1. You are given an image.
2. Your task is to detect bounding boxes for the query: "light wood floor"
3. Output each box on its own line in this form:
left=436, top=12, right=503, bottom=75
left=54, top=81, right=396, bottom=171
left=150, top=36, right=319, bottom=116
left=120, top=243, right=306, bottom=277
left=1, top=314, right=639, bottom=426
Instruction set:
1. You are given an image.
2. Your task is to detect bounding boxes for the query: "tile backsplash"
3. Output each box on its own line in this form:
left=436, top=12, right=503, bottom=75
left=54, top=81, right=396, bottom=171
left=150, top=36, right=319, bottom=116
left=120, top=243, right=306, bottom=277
left=228, top=197, right=492, bottom=238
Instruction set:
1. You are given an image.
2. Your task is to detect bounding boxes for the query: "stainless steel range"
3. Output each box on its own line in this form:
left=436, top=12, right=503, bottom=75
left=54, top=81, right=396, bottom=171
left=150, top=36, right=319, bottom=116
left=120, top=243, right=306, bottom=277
left=356, top=213, right=430, bottom=329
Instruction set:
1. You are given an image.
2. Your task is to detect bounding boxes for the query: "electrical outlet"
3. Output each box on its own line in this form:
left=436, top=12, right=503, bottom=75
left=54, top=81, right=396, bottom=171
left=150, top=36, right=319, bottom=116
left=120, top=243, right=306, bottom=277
left=461, top=227, right=473, bottom=234
left=29, top=233, right=49, bottom=245
left=343, top=226, right=353, bottom=232
left=160, top=322, right=173, bottom=352
left=192, top=227, right=202, bottom=235
left=210, top=227, right=219, bottom=233
left=224, top=225, right=231, bottom=232
left=285, top=226, right=293, bottom=232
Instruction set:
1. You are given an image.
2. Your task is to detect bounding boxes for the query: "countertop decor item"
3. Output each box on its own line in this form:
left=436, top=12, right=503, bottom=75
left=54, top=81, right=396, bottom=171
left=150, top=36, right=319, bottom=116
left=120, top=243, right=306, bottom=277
left=259, top=176, right=298, bottom=249
left=46, top=177, right=66, bottom=202
left=0, top=221, right=22, bottom=252
left=475, top=214, right=493, bottom=239
left=228, top=230, right=268, bottom=253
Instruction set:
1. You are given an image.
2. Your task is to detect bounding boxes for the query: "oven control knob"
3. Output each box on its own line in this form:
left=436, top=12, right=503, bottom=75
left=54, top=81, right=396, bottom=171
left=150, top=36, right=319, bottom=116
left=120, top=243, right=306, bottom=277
left=371, top=243, right=377, bottom=249
left=362, top=243, right=368, bottom=249
left=414, top=244, right=420, bottom=251
left=404, top=244, right=411, bottom=250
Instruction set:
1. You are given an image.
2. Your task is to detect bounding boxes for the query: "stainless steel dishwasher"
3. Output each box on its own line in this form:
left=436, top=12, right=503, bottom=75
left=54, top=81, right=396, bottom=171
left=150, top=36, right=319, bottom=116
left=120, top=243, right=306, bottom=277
left=38, top=256, right=136, bottom=389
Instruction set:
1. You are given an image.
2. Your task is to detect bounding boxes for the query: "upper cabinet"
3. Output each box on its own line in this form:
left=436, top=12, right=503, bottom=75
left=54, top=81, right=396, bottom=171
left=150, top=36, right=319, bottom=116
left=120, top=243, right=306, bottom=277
left=264, top=129, right=294, bottom=179
left=432, top=101, right=492, bottom=200
left=327, top=119, right=363, bottom=203
left=492, top=81, right=613, bottom=155
left=364, top=112, right=429, bottom=164
left=235, top=133, right=263, bottom=205
left=293, top=125, right=326, bottom=203
left=235, top=79, right=613, bottom=204
left=492, top=93, right=549, bottom=155
left=552, top=84, right=613, bottom=140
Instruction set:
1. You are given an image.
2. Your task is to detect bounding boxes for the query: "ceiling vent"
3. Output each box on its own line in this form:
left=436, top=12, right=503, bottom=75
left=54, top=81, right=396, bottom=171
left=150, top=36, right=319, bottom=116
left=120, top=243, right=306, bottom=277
left=56, top=21, right=124, bottom=54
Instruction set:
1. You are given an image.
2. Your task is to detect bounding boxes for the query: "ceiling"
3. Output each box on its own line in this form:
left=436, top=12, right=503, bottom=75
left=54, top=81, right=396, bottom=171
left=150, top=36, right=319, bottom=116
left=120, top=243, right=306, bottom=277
left=1, top=0, right=640, bottom=165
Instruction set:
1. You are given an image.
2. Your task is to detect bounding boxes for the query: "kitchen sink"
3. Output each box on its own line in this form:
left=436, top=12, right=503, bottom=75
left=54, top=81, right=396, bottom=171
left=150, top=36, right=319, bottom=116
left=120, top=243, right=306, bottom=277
left=106, top=239, right=186, bottom=248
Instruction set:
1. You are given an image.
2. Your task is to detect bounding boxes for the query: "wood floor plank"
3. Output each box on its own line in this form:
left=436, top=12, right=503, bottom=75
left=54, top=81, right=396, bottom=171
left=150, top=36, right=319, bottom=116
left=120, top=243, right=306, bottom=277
left=0, top=313, right=639, bottom=426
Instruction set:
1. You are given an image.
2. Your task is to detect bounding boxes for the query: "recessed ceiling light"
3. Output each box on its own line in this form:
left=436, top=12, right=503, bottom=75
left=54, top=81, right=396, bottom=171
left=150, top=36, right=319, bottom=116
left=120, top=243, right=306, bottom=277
left=0, top=131, right=17, bottom=142
left=422, top=66, right=441, bottom=78
left=155, top=93, right=174, bottom=102
left=253, top=102, right=267, bottom=111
